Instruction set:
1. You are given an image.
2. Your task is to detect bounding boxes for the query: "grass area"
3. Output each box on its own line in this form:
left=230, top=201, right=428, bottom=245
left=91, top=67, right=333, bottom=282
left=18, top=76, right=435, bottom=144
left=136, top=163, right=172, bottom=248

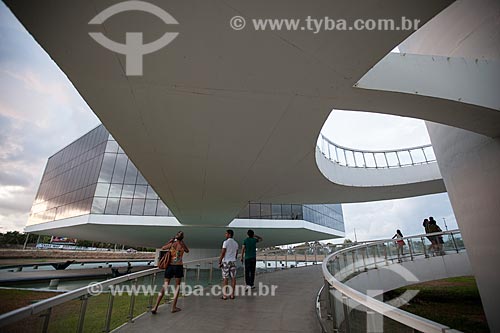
left=383, top=276, right=489, bottom=333
left=0, top=288, right=155, bottom=333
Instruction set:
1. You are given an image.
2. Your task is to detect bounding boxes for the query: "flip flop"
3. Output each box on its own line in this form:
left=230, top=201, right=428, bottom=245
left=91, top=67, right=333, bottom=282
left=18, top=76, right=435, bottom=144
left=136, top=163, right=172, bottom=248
left=171, top=307, right=181, bottom=313
left=221, top=296, right=228, bottom=300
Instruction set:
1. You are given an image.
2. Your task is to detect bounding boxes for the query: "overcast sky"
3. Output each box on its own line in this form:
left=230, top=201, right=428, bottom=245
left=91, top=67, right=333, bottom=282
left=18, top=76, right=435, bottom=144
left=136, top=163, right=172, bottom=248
left=0, top=3, right=457, bottom=241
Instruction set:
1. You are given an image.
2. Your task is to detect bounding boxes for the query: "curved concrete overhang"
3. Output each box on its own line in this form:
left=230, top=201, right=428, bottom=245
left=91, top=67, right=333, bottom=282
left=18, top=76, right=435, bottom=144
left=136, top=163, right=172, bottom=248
left=315, top=147, right=443, bottom=187
left=7, top=0, right=482, bottom=226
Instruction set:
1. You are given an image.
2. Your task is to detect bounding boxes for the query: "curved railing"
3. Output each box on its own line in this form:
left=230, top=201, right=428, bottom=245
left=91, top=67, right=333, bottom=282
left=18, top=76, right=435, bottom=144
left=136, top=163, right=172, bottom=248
left=0, top=256, right=219, bottom=333
left=319, top=229, right=465, bottom=333
left=318, top=134, right=437, bottom=169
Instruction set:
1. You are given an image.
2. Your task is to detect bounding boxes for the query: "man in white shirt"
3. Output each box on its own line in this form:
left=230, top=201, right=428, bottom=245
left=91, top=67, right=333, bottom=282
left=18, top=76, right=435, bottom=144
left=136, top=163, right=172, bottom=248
left=218, top=229, right=239, bottom=300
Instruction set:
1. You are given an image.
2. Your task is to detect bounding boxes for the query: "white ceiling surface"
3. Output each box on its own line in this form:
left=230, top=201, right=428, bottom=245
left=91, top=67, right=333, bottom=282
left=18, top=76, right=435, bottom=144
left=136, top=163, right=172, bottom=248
left=7, top=0, right=499, bottom=226
left=24, top=215, right=343, bottom=248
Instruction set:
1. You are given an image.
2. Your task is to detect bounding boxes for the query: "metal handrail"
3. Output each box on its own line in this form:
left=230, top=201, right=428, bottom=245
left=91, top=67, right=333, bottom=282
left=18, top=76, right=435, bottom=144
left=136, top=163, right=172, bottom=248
left=321, top=229, right=464, bottom=333
left=318, top=133, right=437, bottom=169
left=0, top=256, right=219, bottom=330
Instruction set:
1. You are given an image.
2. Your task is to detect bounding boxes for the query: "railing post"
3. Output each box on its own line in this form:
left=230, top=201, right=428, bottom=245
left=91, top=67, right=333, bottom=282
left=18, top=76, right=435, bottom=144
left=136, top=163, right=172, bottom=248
left=374, top=245, right=379, bottom=269
left=315, top=247, right=318, bottom=264
left=104, top=290, right=115, bottom=333
left=77, top=295, right=89, bottom=333
left=196, top=264, right=201, bottom=282
left=275, top=253, right=278, bottom=270
left=40, top=308, right=51, bottom=333
left=305, top=252, right=307, bottom=266
left=422, top=147, right=429, bottom=162
left=342, top=296, right=351, bottom=333
left=387, top=241, right=394, bottom=262
left=409, top=149, right=415, bottom=165
left=383, top=244, right=388, bottom=266
left=408, top=238, right=414, bottom=261
left=362, top=246, right=367, bottom=271
left=422, top=237, right=429, bottom=258
left=351, top=251, right=356, bottom=274
left=325, top=280, right=332, bottom=319
left=285, top=252, right=288, bottom=268
left=383, top=152, right=389, bottom=167
left=265, top=251, right=268, bottom=272
left=450, top=232, right=459, bottom=253
left=128, top=278, right=138, bottom=322
left=209, top=261, right=214, bottom=284
left=147, top=273, right=157, bottom=311
left=294, top=251, right=297, bottom=267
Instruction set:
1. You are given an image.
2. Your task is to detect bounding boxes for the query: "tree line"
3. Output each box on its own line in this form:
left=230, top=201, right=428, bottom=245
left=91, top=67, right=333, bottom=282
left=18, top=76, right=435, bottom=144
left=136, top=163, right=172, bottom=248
left=0, top=231, right=155, bottom=252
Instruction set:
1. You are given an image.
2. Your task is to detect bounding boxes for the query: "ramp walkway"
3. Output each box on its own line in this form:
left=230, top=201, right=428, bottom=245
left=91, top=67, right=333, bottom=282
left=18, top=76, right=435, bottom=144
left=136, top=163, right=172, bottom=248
left=117, top=265, right=322, bottom=333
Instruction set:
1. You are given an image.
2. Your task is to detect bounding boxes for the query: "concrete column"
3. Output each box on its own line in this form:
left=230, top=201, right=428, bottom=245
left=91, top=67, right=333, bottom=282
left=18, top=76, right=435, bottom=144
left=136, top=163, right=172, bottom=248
left=426, top=123, right=500, bottom=332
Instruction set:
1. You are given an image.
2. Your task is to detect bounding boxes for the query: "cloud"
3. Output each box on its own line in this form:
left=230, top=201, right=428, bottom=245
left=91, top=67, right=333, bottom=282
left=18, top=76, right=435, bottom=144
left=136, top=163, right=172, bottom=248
left=0, top=3, right=99, bottom=232
left=340, top=193, right=458, bottom=242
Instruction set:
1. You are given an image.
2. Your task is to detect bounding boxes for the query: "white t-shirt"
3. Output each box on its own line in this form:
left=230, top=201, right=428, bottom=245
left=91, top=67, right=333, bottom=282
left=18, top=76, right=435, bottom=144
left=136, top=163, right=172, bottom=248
left=222, top=238, right=239, bottom=262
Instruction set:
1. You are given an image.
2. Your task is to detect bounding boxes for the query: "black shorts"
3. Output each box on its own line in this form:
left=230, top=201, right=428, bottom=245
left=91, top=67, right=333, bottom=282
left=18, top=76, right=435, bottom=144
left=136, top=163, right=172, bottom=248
left=164, top=265, right=184, bottom=279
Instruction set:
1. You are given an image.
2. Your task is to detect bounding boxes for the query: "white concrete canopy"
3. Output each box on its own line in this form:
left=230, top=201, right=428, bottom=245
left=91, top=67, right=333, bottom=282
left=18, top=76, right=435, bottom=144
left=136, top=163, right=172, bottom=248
left=23, top=214, right=344, bottom=249
left=5, top=0, right=470, bottom=226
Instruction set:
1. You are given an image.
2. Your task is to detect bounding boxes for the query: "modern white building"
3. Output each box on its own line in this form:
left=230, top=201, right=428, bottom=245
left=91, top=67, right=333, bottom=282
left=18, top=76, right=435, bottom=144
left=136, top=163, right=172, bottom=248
left=6, top=0, right=500, bottom=330
left=26, top=125, right=346, bottom=251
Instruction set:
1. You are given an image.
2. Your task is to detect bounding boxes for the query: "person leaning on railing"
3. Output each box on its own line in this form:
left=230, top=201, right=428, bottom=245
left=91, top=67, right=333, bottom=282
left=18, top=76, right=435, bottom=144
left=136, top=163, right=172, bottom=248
left=152, top=231, right=189, bottom=314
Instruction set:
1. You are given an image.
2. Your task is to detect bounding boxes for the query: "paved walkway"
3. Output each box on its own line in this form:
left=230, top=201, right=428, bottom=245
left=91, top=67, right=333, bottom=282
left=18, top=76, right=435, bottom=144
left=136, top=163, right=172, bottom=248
left=118, top=265, right=323, bottom=333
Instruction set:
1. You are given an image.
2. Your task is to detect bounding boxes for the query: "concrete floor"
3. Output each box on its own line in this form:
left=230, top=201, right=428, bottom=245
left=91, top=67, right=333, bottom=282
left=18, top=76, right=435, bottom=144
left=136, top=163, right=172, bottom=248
left=117, top=265, right=323, bottom=333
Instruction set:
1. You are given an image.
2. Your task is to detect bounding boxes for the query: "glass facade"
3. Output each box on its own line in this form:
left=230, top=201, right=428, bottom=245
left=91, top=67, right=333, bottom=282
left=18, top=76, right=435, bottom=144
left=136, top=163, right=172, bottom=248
left=28, top=126, right=109, bottom=225
left=237, top=202, right=344, bottom=232
left=29, top=125, right=344, bottom=233
left=90, top=135, right=174, bottom=217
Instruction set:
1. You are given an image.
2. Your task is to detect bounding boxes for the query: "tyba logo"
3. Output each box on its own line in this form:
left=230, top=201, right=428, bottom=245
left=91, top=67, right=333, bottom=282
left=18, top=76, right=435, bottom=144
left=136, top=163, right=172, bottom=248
left=88, top=1, right=179, bottom=76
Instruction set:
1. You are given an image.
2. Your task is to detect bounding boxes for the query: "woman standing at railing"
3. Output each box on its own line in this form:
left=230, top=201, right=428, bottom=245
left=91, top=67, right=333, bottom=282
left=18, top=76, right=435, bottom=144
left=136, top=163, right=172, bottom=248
left=152, top=231, right=189, bottom=314
left=392, top=230, right=405, bottom=262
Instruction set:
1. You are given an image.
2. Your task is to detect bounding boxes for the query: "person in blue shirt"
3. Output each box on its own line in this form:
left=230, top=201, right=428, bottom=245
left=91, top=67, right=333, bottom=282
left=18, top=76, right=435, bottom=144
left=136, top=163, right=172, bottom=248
left=240, top=229, right=263, bottom=289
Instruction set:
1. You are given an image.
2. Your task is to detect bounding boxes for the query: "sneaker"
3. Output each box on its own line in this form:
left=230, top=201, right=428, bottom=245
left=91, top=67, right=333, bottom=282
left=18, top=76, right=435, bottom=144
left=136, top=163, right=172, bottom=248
left=251, top=285, right=256, bottom=289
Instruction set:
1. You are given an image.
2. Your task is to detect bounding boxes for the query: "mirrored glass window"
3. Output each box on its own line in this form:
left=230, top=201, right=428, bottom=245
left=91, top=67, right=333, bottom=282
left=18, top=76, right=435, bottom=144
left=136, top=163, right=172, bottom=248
left=91, top=197, right=107, bottom=214
left=111, top=154, right=127, bottom=183
left=98, top=153, right=116, bottom=183
left=95, top=183, right=110, bottom=197
left=121, top=184, right=135, bottom=198
left=249, top=203, right=260, bottom=218
left=136, top=172, right=148, bottom=185
left=146, top=186, right=158, bottom=199
left=109, top=184, right=123, bottom=197
left=272, top=205, right=282, bottom=219
left=131, top=199, right=145, bottom=215
left=144, top=200, right=157, bottom=216
left=105, top=140, right=119, bottom=153
left=134, top=185, right=147, bottom=199
left=118, top=198, right=132, bottom=215
left=124, top=160, right=138, bottom=184
left=105, top=198, right=119, bottom=214
left=156, top=201, right=169, bottom=216
left=260, top=204, right=271, bottom=219
left=281, top=204, right=292, bottom=219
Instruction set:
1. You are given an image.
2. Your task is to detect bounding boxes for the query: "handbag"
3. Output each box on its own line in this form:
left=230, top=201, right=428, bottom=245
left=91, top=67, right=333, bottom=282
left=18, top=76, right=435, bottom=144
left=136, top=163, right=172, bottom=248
left=158, top=250, right=171, bottom=269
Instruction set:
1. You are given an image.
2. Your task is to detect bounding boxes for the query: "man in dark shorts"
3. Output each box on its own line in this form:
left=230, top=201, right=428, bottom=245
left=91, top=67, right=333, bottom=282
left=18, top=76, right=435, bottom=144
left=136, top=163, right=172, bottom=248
left=241, top=229, right=263, bottom=289
left=152, top=231, right=189, bottom=314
